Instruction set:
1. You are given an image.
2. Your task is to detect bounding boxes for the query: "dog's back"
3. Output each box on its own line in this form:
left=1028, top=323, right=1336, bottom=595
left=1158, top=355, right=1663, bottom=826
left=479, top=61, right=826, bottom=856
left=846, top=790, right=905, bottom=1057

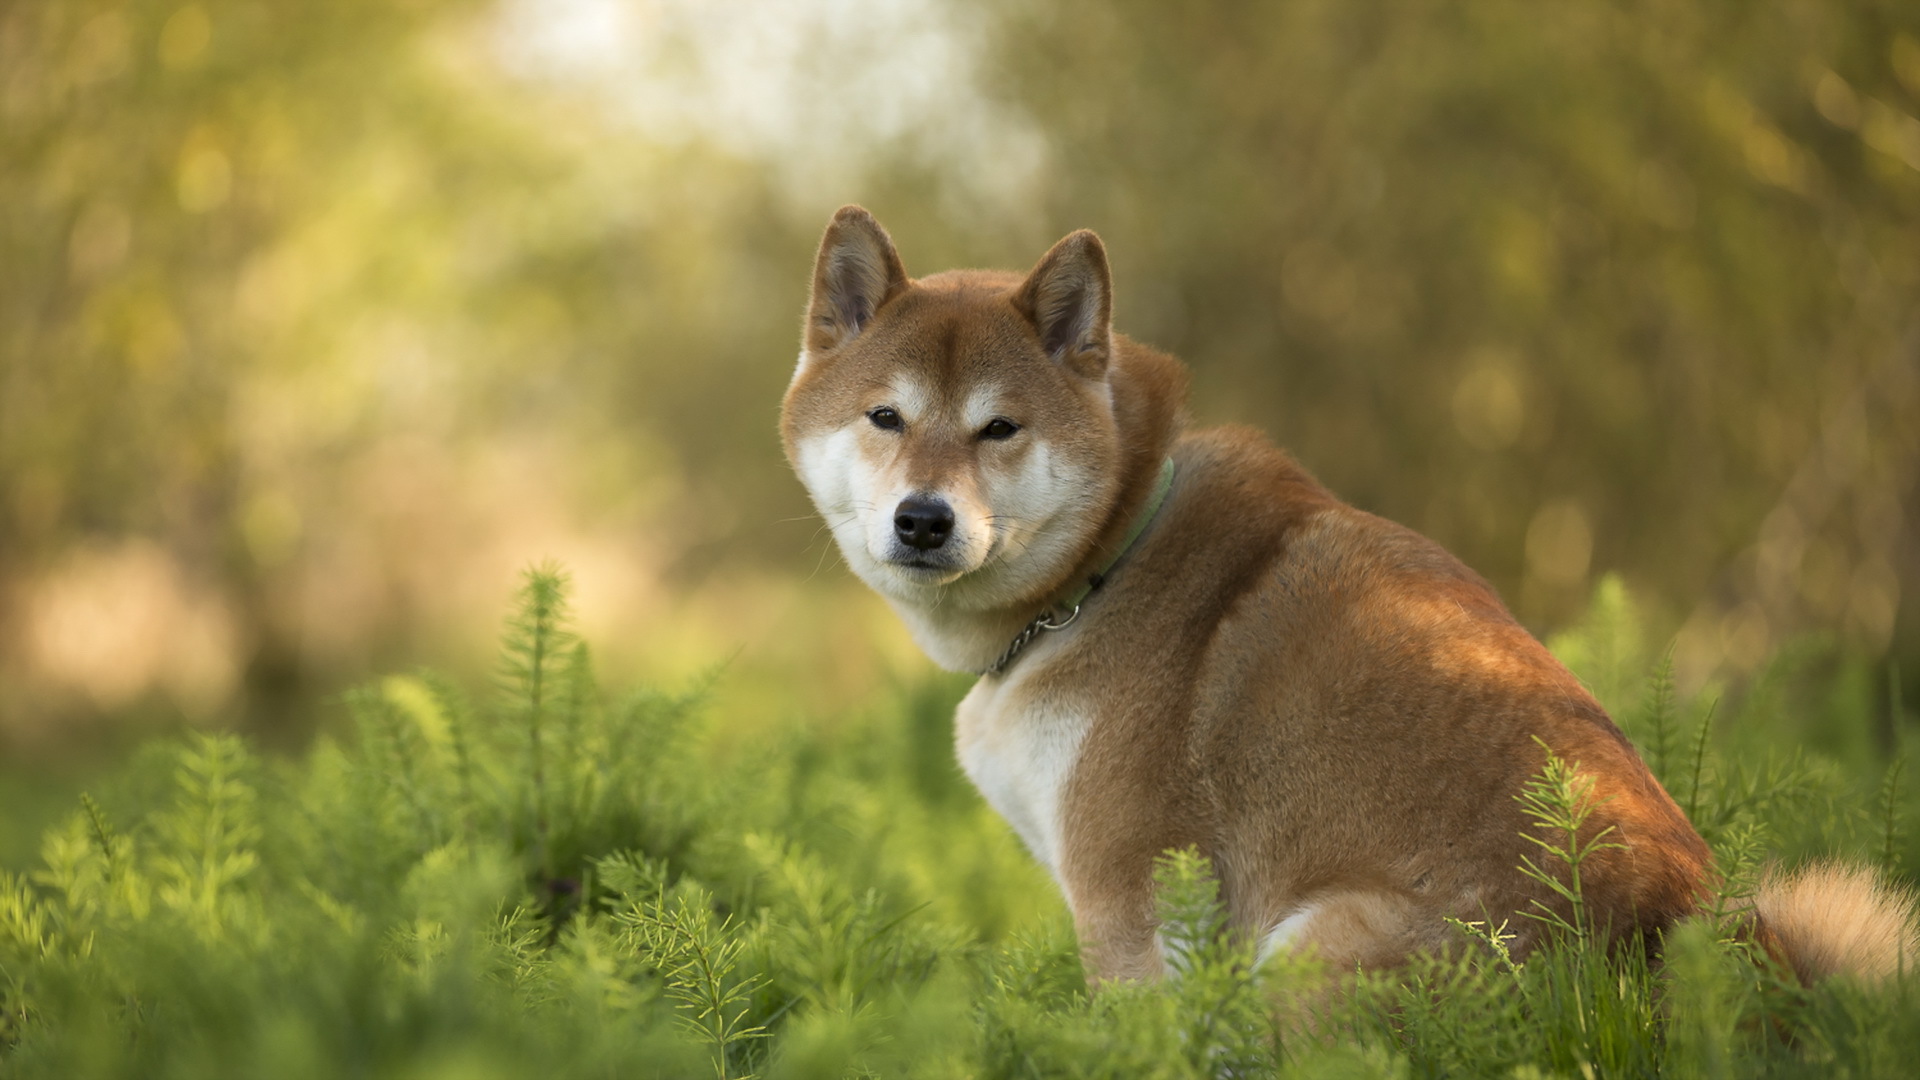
left=1012, top=414, right=1711, bottom=977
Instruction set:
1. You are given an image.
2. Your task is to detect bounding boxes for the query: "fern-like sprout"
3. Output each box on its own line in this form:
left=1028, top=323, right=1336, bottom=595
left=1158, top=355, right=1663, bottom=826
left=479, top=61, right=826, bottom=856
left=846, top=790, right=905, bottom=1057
left=1154, top=847, right=1228, bottom=981
left=1880, top=753, right=1907, bottom=877
left=500, top=563, right=577, bottom=882
left=1700, top=820, right=1767, bottom=946
left=1152, top=847, right=1277, bottom=1075
left=620, top=890, right=768, bottom=1080
left=0, top=869, right=49, bottom=1050
left=78, top=793, right=117, bottom=881
left=0, top=870, right=48, bottom=960
left=1683, top=698, right=1717, bottom=826
left=151, top=734, right=261, bottom=935
left=1885, top=661, right=1908, bottom=875
left=1515, top=742, right=1627, bottom=941
left=1642, top=647, right=1678, bottom=785
left=347, top=685, right=436, bottom=846
left=563, top=641, right=594, bottom=774
left=1445, top=916, right=1523, bottom=979
left=420, top=670, right=479, bottom=842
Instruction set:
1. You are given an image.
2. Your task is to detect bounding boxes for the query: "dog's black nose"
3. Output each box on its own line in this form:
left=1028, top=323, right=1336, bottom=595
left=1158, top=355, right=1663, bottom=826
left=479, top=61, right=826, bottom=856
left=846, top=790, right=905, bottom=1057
left=894, top=495, right=954, bottom=551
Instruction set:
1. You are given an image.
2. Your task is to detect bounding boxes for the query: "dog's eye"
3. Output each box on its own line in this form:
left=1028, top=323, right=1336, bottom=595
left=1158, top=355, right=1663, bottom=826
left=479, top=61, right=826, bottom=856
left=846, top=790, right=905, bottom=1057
left=979, top=418, right=1020, bottom=441
left=867, top=407, right=903, bottom=431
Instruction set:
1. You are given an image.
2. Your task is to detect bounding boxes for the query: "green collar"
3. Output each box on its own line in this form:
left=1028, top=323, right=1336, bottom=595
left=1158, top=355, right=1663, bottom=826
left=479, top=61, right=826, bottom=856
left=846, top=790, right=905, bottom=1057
left=982, top=456, right=1177, bottom=678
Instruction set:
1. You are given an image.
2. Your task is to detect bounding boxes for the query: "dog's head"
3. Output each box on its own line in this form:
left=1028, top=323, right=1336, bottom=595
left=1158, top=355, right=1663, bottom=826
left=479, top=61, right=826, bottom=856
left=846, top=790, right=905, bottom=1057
left=781, top=206, right=1128, bottom=613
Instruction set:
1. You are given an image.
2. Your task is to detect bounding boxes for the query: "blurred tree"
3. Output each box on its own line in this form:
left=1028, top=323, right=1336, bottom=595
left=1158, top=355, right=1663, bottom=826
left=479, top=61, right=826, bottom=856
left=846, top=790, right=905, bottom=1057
left=981, top=0, right=1920, bottom=686
left=2, top=0, right=1916, bottom=745
left=6, top=0, right=521, bottom=731
left=0, top=0, right=755, bottom=733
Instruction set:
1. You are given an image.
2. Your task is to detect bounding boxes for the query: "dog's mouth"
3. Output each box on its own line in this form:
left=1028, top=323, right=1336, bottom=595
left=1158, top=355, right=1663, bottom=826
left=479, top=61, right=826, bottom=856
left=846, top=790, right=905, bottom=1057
left=888, top=553, right=963, bottom=574
left=885, top=527, right=1005, bottom=575
left=881, top=547, right=973, bottom=582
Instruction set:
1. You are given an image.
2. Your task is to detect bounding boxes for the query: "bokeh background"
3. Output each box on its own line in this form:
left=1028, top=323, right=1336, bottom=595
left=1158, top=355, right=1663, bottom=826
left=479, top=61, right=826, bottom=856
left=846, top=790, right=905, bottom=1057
left=3, top=0, right=1918, bottom=776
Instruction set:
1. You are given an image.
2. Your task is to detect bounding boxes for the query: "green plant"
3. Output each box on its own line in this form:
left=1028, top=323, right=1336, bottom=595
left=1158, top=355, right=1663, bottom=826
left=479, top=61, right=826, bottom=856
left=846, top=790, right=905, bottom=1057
left=619, top=884, right=770, bottom=1080
left=1513, top=740, right=1629, bottom=942
left=0, top=571, right=1913, bottom=1078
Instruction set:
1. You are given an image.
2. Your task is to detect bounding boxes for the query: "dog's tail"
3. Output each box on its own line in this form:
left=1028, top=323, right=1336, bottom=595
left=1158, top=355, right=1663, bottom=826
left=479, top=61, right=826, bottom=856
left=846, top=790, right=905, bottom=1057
left=1752, top=861, right=1919, bottom=984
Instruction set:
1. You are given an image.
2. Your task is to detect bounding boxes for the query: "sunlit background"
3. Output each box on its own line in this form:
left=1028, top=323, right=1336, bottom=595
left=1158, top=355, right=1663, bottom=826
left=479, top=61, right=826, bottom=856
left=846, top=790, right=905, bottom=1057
left=3, top=0, right=1917, bottom=770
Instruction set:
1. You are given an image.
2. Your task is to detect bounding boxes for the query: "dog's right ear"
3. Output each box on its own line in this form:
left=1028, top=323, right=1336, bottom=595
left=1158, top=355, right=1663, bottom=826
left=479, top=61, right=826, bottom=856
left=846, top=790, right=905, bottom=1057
left=805, top=206, right=909, bottom=355
left=1014, top=229, right=1112, bottom=380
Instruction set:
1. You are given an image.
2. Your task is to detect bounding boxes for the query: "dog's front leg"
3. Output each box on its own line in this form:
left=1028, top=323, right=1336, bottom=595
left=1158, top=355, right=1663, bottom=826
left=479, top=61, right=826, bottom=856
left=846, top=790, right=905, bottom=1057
left=1059, top=827, right=1197, bottom=983
left=1070, top=892, right=1166, bottom=983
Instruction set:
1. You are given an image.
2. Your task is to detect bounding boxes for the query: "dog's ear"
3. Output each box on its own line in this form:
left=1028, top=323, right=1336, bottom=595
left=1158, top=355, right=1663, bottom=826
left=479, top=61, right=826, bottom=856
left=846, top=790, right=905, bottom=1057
left=1014, top=229, right=1112, bottom=378
left=805, top=205, right=909, bottom=355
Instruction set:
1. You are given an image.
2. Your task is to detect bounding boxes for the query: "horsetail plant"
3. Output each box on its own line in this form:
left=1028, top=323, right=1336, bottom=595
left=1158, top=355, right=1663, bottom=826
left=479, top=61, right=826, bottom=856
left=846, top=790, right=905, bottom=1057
left=0, top=569, right=1912, bottom=1077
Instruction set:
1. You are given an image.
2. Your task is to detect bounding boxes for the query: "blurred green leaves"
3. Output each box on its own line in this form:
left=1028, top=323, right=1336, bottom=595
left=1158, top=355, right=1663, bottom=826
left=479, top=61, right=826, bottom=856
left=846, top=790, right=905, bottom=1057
left=985, top=0, right=1920, bottom=658
left=2, top=0, right=1917, bottom=739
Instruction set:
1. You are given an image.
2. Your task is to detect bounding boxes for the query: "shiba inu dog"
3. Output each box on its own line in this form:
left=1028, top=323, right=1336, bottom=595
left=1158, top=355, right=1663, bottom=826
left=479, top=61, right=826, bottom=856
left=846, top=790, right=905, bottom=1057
left=781, top=205, right=1917, bottom=984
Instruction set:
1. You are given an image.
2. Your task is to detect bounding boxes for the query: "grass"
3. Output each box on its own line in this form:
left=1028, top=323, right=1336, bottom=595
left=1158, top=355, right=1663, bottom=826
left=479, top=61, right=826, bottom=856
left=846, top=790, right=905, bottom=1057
left=1, top=566, right=1915, bottom=1078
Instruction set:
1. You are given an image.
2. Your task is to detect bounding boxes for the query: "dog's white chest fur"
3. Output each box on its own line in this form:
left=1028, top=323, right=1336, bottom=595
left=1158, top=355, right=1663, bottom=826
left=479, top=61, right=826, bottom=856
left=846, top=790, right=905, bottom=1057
left=954, top=671, right=1092, bottom=886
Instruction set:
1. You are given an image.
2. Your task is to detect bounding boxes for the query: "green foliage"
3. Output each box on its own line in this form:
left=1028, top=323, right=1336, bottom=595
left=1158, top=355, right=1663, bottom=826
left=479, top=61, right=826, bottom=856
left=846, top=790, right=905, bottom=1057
left=2, top=570, right=1917, bottom=1077
left=1880, top=751, right=1908, bottom=876
left=618, top=882, right=770, bottom=1080
left=1513, top=741, right=1630, bottom=940
left=1151, top=847, right=1279, bottom=1075
left=5, top=0, right=1917, bottom=744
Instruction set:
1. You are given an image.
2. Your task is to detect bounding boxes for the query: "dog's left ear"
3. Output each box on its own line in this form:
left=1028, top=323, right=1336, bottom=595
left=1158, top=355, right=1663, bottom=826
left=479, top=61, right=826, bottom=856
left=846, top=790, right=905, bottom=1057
left=806, top=205, right=909, bottom=355
left=1014, top=229, right=1112, bottom=379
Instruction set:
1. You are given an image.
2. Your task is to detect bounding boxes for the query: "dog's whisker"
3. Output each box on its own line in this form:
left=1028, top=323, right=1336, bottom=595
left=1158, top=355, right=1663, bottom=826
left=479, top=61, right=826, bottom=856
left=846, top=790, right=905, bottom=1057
left=804, top=532, right=847, bottom=583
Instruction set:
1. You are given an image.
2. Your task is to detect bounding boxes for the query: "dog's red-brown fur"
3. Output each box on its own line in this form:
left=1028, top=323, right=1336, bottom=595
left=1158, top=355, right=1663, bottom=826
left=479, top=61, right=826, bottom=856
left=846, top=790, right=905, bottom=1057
left=782, top=205, right=1917, bottom=984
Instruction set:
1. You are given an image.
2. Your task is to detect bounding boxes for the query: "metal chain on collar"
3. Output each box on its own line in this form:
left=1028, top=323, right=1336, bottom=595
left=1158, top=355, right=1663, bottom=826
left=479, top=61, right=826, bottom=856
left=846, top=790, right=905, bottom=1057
left=982, top=603, right=1081, bottom=678
left=977, top=456, right=1178, bottom=680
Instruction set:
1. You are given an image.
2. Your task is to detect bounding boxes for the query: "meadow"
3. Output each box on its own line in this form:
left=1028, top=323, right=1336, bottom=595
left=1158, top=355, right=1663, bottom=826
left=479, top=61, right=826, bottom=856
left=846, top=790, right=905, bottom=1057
left=2, top=566, right=1914, bottom=1079
left=4, top=7, right=1918, bottom=1073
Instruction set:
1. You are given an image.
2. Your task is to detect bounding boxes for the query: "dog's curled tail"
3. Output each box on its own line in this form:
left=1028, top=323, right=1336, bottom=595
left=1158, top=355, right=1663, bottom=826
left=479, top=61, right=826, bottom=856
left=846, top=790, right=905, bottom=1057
left=1753, top=862, right=1919, bottom=984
